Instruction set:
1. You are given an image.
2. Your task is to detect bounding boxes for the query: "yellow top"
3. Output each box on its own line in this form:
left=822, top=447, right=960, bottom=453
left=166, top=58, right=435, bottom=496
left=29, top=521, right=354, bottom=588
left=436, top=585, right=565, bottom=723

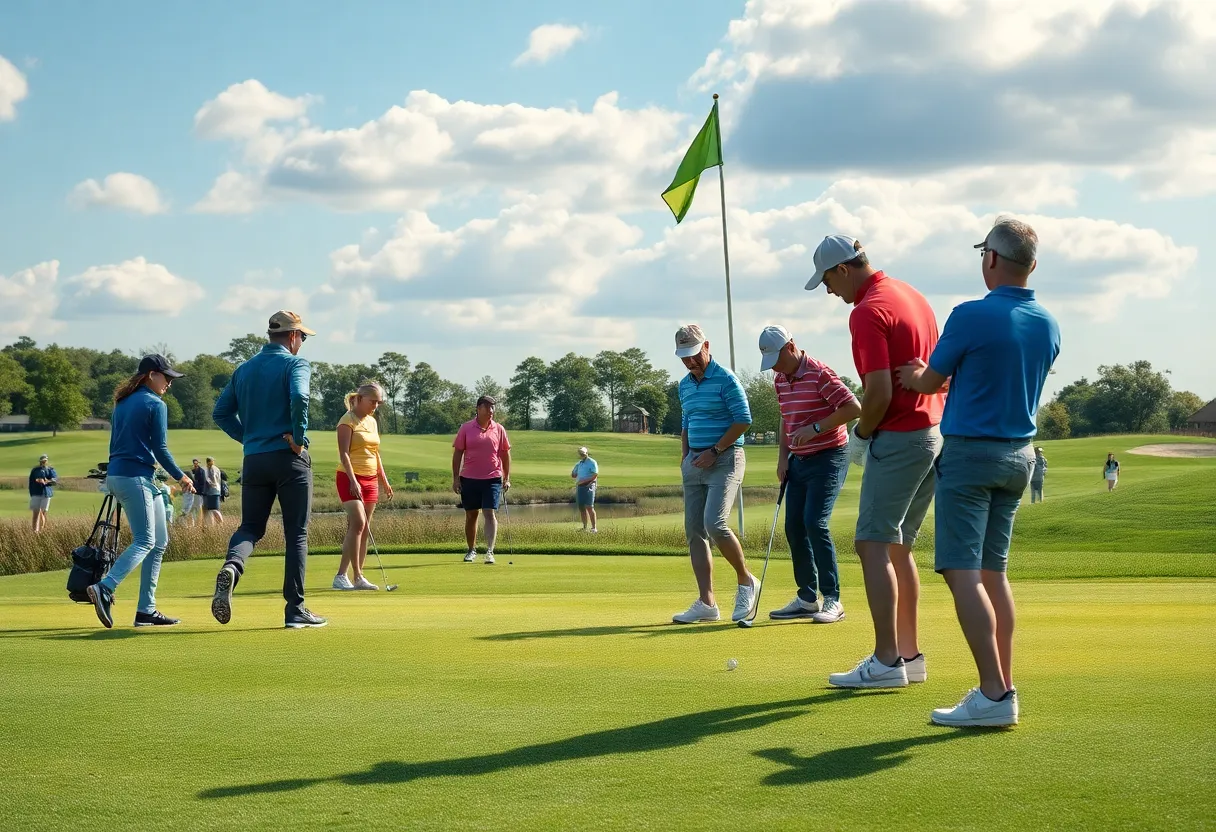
left=338, top=411, right=380, bottom=477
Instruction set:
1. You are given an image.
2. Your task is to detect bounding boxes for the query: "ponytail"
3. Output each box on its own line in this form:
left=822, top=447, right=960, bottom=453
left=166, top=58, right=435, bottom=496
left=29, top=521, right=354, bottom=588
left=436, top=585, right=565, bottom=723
left=114, top=372, right=151, bottom=404
left=345, top=391, right=359, bottom=411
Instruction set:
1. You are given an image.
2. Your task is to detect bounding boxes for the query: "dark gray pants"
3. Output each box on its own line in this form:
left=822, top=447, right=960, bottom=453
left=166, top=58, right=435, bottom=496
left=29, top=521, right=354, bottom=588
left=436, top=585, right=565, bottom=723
left=224, top=449, right=312, bottom=618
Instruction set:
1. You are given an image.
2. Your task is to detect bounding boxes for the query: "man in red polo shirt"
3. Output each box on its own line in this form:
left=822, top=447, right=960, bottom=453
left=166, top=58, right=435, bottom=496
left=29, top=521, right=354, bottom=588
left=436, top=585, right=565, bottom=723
left=806, top=235, right=944, bottom=689
left=759, top=325, right=861, bottom=624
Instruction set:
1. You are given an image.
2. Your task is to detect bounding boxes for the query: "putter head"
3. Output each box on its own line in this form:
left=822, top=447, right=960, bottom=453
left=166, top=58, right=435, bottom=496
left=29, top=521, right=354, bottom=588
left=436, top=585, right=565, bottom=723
left=737, top=619, right=754, bottom=628
left=386, top=584, right=399, bottom=592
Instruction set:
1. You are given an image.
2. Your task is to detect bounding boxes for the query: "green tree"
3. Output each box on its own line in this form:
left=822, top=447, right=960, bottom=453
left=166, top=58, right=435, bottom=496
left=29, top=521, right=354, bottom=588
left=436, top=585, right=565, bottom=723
left=220, top=334, right=269, bottom=365
left=739, top=370, right=780, bottom=435
left=404, top=362, right=443, bottom=428
left=311, top=362, right=378, bottom=431
left=546, top=353, right=608, bottom=432
left=172, top=354, right=235, bottom=429
left=1167, top=390, right=1206, bottom=431
left=630, top=382, right=669, bottom=434
left=505, top=357, right=548, bottom=430
left=593, top=351, right=635, bottom=427
left=1036, top=400, right=1071, bottom=440
left=415, top=381, right=475, bottom=434
left=162, top=392, right=185, bottom=427
left=376, top=351, right=411, bottom=433
left=0, top=353, right=29, bottom=417
left=662, top=381, right=683, bottom=435
left=27, top=346, right=91, bottom=436
left=1088, top=361, right=1172, bottom=434
left=1054, top=378, right=1096, bottom=436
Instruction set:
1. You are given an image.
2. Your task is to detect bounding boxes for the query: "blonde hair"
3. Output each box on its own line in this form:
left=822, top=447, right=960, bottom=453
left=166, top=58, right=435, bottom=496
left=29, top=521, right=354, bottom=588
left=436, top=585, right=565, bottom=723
left=346, top=381, right=385, bottom=412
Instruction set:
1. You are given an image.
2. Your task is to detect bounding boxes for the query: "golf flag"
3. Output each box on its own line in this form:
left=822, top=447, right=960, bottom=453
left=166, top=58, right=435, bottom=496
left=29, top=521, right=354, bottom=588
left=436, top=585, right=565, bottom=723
left=661, top=103, right=722, bottom=223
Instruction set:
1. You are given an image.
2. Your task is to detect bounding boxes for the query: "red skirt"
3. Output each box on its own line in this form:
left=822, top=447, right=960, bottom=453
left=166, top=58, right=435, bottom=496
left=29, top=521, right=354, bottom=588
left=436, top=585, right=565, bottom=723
left=336, top=470, right=379, bottom=504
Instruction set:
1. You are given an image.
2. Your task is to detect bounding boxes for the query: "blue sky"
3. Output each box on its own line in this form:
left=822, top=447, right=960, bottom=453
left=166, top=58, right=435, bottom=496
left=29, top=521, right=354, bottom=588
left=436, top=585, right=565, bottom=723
left=1, top=0, right=1213, bottom=400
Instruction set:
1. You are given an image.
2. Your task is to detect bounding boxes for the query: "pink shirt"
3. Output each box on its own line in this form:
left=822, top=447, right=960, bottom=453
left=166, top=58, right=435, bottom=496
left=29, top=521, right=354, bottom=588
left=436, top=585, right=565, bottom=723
left=454, top=419, right=511, bottom=480
left=774, top=352, right=857, bottom=456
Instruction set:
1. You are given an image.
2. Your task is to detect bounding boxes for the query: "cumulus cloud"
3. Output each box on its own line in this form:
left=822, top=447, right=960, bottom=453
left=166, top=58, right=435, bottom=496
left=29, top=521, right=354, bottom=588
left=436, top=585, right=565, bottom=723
left=692, top=0, right=1216, bottom=194
left=69, top=173, right=167, bottom=215
left=193, top=79, right=312, bottom=140
left=0, top=54, right=29, bottom=121
left=58, top=257, right=205, bottom=318
left=194, top=84, right=686, bottom=213
left=216, top=268, right=314, bottom=317
left=0, top=261, right=60, bottom=339
left=513, top=24, right=588, bottom=66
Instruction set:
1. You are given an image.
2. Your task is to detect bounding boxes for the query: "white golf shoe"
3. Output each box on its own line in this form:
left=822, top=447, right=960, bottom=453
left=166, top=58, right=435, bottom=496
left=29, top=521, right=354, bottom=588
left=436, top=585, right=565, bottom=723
left=769, top=596, right=819, bottom=620
left=672, top=599, right=721, bottom=624
left=828, top=654, right=909, bottom=689
left=931, top=688, right=1018, bottom=728
left=352, top=576, right=378, bottom=591
left=731, top=577, right=761, bottom=622
left=810, top=598, right=845, bottom=624
left=485, top=553, right=496, bottom=565
left=905, top=653, right=927, bottom=683
left=463, top=551, right=477, bottom=563
left=332, top=574, right=354, bottom=590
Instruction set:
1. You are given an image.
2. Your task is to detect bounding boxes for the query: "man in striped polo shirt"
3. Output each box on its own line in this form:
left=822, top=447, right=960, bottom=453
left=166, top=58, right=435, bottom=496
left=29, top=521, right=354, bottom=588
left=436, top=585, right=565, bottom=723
left=672, top=324, right=758, bottom=624
left=759, top=325, right=861, bottom=624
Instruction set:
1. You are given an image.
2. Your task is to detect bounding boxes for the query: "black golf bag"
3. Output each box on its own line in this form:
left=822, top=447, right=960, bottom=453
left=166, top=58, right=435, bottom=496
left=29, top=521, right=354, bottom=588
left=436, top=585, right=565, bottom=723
left=66, top=490, right=124, bottom=603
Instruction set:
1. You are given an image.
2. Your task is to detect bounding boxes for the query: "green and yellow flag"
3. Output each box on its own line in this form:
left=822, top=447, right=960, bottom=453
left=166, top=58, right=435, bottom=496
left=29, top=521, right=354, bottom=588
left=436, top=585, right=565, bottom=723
left=661, top=102, right=722, bottom=223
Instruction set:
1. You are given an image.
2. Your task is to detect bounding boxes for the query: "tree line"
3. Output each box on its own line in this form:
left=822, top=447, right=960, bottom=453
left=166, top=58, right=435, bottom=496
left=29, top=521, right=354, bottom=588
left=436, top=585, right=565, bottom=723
left=1035, top=361, right=1205, bottom=439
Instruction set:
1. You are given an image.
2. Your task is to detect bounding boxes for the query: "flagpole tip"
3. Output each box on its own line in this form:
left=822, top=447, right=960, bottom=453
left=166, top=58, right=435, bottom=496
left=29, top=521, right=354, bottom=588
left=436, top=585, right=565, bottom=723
left=713, top=93, right=719, bottom=100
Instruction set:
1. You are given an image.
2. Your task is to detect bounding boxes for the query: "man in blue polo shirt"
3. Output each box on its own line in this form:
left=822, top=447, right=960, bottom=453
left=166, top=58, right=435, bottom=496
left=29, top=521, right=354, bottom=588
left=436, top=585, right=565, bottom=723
left=29, top=453, right=57, bottom=533
left=671, top=324, right=758, bottom=624
left=899, top=218, right=1059, bottom=727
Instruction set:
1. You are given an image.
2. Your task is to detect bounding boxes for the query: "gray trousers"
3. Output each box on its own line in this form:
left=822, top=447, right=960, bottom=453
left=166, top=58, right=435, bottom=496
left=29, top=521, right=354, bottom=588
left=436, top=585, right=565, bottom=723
left=224, top=448, right=312, bottom=618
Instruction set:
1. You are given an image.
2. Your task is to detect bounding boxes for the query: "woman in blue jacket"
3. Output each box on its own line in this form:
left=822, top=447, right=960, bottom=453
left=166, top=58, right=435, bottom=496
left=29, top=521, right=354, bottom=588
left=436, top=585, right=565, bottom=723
left=86, top=355, right=196, bottom=628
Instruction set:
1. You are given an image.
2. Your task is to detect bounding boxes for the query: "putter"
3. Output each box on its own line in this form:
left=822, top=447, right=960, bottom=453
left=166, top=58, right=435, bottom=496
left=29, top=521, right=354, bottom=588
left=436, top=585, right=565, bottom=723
left=498, top=489, right=513, bottom=559
left=366, top=527, right=398, bottom=591
left=738, top=477, right=788, bottom=628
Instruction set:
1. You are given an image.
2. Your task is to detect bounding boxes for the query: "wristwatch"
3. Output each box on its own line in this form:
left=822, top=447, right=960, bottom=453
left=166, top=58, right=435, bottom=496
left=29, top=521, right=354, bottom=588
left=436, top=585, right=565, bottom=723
left=710, top=446, right=722, bottom=456
left=812, top=422, right=822, bottom=434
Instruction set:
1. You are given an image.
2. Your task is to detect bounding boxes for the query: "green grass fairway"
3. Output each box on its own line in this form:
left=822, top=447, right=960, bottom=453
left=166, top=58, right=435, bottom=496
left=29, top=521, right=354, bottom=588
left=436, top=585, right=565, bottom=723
left=2, top=556, right=1213, bottom=831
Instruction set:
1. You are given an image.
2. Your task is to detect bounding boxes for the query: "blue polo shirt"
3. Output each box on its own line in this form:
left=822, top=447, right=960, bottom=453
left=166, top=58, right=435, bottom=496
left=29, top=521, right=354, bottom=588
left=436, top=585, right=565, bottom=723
left=679, top=358, right=752, bottom=449
left=213, top=343, right=312, bottom=456
left=572, top=457, right=598, bottom=484
left=929, top=286, right=1060, bottom=440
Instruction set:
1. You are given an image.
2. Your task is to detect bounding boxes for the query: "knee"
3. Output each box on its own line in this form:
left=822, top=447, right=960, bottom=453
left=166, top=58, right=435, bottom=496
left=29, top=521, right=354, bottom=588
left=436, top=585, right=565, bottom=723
left=349, top=517, right=367, bottom=535
left=705, top=518, right=733, bottom=542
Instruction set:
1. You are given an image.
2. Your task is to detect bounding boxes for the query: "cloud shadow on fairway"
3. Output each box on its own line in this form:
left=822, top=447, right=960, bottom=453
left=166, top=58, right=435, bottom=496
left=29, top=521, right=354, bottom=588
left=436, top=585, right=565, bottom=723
left=755, top=732, right=980, bottom=785
left=200, top=690, right=872, bottom=799
left=478, top=622, right=741, bottom=641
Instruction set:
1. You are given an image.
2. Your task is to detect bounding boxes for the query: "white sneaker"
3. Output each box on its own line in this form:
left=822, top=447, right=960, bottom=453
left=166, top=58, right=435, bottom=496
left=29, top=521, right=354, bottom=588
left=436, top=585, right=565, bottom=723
left=332, top=574, right=354, bottom=590
left=484, top=553, right=496, bottom=565
left=352, top=576, right=378, bottom=591
left=731, top=576, right=761, bottom=622
left=589, top=528, right=598, bottom=533
left=931, top=687, right=1018, bottom=727
left=672, top=599, right=721, bottom=623
left=463, top=551, right=477, bottom=563
left=811, top=598, right=845, bottom=624
left=828, top=654, right=909, bottom=689
left=905, top=653, right=927, bottom=683
left=769, top=596, right=819, bottom=620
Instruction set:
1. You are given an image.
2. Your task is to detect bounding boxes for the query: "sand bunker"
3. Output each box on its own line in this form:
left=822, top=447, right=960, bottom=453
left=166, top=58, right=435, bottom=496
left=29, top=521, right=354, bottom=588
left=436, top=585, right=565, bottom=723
left=1128, top=444, right=1216, bottom=458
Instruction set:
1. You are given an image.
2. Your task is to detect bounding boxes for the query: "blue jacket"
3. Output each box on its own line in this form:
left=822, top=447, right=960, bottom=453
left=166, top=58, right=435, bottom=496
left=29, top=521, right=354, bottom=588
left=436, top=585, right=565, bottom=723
left=29, top=466, right=57, bottom=497
left=213, top=343, right=311, bottom=456
left=107, top=386, right=186, bottom=481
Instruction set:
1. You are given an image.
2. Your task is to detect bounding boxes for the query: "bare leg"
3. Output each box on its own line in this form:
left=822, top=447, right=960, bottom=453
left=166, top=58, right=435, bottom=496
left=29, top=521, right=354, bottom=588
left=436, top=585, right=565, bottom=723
left=982, top=569, right=1016, bottom=690
left=340, top=500, right=367, bottom=578
left=588, top=506, right=597, bottom=531
left=31, top=509, right=39, bottom=533
left=713, top=531, right=752, bottom=585
left=690, top=537, right=714, bottom=606
left=464, top=510, right=479, bottom=551
left=943, top=569, right=1007, bottom=700
left=484, top=509, right=498, bottom=552
left=579, top=506, right=589, bottom=529
left=889, top=543, right=922, bottom=659
left=856, top=540, right=900, bottom=667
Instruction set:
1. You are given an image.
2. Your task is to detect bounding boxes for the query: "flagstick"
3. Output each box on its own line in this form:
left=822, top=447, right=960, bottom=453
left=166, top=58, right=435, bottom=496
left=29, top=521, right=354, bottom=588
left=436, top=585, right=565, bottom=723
left=712, top=93, right=745, bottom=539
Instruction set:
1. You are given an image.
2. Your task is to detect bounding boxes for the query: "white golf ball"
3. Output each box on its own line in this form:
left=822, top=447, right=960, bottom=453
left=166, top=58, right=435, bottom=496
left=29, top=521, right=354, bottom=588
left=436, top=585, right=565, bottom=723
left=726, top=658, right=739, bottom=671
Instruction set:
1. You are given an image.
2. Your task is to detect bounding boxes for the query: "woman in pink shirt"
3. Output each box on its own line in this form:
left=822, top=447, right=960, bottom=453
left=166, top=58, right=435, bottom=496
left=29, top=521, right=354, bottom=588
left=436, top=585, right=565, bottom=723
left=452, top=396, right=512, bottom=564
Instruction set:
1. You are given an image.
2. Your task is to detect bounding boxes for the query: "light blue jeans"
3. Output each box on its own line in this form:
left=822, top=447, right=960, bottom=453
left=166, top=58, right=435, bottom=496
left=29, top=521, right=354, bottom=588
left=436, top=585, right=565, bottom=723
left=100, top=475, right=169, bottom=614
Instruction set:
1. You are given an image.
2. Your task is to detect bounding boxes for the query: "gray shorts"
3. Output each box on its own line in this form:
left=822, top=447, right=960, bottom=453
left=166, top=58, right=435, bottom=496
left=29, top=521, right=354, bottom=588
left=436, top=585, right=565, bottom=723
left=29, top=495, right=51, bottom=511
left=682, top=446, right=744, bottom=546
left=856, top=425, right=942, bottom=545
left=934, top=437, right=1035, bottom=572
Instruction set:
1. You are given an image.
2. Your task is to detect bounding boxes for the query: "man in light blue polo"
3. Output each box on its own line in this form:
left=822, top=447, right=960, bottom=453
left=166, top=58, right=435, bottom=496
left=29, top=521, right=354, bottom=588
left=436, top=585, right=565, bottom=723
left=898, top=218, right=1060, bottom=727
left=671, top=324, right=758, bottom=624
left=571, top=446, right=599, bottom=532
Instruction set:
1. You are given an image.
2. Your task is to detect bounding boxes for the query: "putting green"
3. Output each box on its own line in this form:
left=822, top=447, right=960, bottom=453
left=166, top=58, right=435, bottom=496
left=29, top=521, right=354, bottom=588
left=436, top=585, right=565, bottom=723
left=1, top=555, right=1213, bottom=830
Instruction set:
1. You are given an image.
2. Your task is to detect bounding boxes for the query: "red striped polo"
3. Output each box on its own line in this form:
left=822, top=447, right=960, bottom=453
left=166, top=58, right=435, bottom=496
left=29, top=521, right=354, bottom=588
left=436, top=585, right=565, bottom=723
left=774, top=353, right=856, bottom=456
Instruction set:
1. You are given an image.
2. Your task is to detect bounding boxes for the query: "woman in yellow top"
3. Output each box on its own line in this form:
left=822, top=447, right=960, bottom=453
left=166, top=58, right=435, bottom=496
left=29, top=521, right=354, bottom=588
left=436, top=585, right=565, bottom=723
left=333, top=382, right=393, bottom=590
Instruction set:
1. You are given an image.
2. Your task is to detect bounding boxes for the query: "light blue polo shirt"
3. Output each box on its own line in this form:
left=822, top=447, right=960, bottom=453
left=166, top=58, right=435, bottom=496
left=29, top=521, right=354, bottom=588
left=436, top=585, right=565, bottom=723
left=679, top=358, right=752, bottom=449
left=572, top=457, right=598, bottom=483
left=929, top=286, right=1060, bottom=440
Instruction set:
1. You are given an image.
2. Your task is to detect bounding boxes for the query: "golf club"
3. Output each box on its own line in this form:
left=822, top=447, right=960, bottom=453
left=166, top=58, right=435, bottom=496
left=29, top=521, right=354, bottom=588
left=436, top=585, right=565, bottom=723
left=738, top=477, right=788, bottom=628
left=500, top=488, right=513, bottom=557
left=366, top=526, right=398, bottom=591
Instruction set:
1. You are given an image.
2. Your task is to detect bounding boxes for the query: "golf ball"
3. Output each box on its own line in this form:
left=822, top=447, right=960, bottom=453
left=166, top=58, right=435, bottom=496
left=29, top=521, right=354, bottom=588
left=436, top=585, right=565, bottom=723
left=726, top=658, right=739, bottom=671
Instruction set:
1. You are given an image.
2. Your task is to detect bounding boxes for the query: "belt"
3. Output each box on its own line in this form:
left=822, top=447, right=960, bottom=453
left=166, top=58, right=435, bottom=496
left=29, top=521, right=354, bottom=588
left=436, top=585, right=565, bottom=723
left=946, top=435, right=1032, bottom=444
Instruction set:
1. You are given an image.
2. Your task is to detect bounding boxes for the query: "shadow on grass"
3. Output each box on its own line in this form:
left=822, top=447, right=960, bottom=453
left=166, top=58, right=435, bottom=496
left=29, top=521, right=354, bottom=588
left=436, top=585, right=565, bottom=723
left=0, top=625, right=283, bottom=640
left=755, top=732, right=982, bottom=785
left=479, top=621, right=742, bottom=641
left=200, top=690, right=875, bottom=799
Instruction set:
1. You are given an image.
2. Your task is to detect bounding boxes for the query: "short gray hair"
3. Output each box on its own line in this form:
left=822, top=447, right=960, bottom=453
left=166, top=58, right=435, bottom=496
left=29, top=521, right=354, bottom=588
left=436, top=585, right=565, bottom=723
left=987, top=217, right=1038, bottom=268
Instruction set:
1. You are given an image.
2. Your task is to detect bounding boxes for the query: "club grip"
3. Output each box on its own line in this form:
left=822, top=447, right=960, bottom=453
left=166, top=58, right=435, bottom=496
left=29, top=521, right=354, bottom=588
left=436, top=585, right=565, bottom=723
left=777, top=477, right=788, bottom=506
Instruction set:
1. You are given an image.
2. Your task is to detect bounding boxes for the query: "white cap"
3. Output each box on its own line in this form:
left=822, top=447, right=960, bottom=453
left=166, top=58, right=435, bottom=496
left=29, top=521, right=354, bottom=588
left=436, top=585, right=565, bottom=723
left=758, top=325, right=792, bottom=371
left=674, top=324, right=707, bottom=358
left=578, top=446, right=589, bottom=455
left=805, top=234, right=861, bottom=290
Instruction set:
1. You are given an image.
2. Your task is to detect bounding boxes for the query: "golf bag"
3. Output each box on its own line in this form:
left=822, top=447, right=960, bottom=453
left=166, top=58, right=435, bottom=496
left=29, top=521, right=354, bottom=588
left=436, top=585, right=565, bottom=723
left=66, top=491, right=124, bottom=603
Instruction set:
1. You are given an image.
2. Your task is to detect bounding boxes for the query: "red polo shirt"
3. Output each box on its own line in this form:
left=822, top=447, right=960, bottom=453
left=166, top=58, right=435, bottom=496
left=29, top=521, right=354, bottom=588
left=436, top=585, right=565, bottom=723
left=849, top=271, right=944, bottom=432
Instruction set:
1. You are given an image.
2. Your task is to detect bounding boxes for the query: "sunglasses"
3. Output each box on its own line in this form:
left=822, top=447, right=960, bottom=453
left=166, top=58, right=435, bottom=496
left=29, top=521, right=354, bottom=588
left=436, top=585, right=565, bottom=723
left=978, top=245, right=1031, bottom=268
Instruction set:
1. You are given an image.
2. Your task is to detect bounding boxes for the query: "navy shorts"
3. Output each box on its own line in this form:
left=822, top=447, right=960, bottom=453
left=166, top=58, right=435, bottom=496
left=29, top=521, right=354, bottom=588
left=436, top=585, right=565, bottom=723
left=576, top=484, right=596, bottom=507
left=460, top=477, right=502, bottom=511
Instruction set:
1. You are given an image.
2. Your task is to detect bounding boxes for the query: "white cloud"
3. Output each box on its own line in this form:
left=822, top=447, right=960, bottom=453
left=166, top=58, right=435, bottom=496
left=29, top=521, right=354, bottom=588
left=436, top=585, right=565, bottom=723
left=691, top=0, right=1216, bottom=195
left=193, top=79, right=312, bottom=140
left=194, top=84, right=685, bottom=213
left=513, top=24, right=588, bottom=66
left=69, top=173, right=167, bottom=215
left=0, top=54, right=30, bottom=121
left=58, top=257, right=205, bottom=318
left=216, top=268, right=312, bottom=316
left=0, top=261, right=60, bottom=339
